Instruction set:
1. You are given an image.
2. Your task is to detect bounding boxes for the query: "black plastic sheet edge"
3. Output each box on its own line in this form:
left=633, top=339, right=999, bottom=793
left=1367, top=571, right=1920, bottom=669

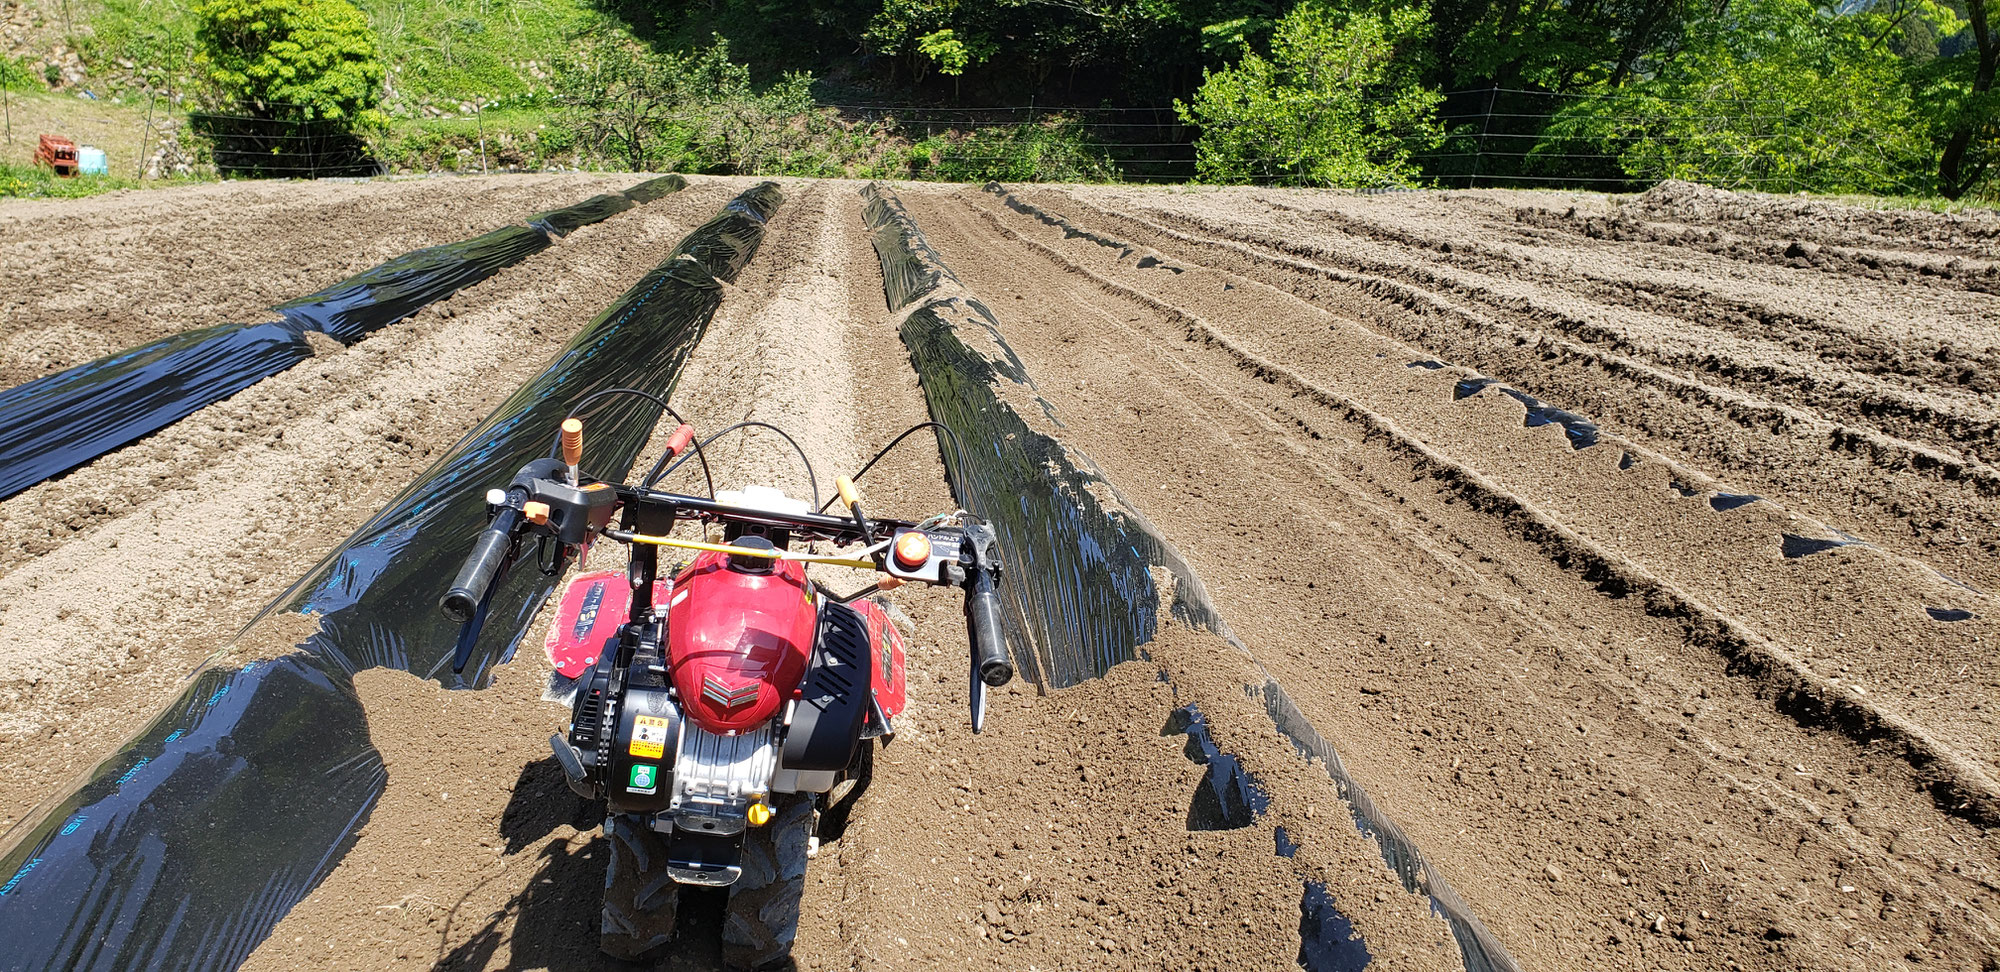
left=281, top=176, right=687, bottom=342
left=672, top=181, right=785, bottom=283
left=273, top=223, right=555, bottom=342
left=861, top=185, right=958, bottom=311
left=0, top=321, right=316, bottom=499
left=860, top=182, right=1522, bottom=972
left=1166, top=704, right=1372, bottom=971
left=622, top=174, right=690, bottom=204
left=0, top=177, right=690, bottom=503
left=526, top=191, right=636, bottom=238
left=0, top=183, right=781, bottom=972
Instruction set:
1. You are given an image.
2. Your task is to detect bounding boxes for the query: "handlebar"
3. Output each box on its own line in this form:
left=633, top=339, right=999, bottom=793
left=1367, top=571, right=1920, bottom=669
left=964, top=565, right=1013, bottom=687
left=438, top=457, right=1018, bottom=703
left=440, top=506, right=520, bottom=624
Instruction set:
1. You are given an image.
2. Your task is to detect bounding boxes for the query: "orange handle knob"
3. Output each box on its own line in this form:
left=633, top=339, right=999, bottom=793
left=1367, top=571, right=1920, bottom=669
left=560, top=419, right=583, bottom=467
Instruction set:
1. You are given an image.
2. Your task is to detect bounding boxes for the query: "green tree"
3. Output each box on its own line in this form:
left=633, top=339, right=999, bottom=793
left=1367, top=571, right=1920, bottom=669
left=916, top=28, right=976, bottom=77
left=552, top=35, right=842, bottom=175
left=1908, top=0, right=1998, bottom=197
left=1425, top=0, right=1699, bottom=92
left=552, top=36, right=688, bottom=172
left=1176, top=2, right=1444, bottom=187
left=193, top=0, right=385, bottom=123
left=0, top=57, right=35, bottom=145
left=1540, top=0, right=1933, bottom=195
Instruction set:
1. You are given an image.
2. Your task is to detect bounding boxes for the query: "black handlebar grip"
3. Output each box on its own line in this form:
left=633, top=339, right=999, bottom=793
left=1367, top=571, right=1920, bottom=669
left=965, top=568, right=1013, bottom=687
left=440, top=507, right=520, bottom=623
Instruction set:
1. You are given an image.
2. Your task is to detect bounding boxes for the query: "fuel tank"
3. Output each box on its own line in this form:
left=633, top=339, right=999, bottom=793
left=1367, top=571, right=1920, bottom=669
left=668, top=550, right=817, bottom=734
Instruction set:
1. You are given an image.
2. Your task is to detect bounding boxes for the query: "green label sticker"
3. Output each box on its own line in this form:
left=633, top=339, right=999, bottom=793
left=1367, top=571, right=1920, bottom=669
left=628, top=764, right=658, bottom=794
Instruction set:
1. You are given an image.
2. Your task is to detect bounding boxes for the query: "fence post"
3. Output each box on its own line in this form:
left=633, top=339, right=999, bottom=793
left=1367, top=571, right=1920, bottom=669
left=1470, top=84, right=1497, bottom=189
left=477, top=99, right=489, bottom=174
left=137, top=89, right=155, bottom=179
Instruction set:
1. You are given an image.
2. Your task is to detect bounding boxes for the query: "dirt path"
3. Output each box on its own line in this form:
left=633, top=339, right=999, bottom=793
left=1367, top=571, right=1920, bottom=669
left=4, top=176, right=1998, bottom=972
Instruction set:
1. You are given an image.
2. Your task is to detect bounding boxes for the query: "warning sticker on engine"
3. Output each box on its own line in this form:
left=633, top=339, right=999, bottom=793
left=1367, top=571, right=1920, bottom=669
left=630, top=715, right=670, bottom=759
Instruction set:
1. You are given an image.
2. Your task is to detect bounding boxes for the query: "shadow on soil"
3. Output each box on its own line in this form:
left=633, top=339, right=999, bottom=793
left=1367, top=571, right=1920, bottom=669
left=432, top=758, right=756, bottom=972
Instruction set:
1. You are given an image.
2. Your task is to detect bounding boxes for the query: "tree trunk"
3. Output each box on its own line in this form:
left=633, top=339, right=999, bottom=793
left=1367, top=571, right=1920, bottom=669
left=1939, top=0, right=1997, bottom=198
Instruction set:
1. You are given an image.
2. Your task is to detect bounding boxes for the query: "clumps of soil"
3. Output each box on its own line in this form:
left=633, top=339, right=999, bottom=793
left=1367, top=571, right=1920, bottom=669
left=805, top=630, right=1466, bottom=972
left=1634, top=179, right=2000, bottom=257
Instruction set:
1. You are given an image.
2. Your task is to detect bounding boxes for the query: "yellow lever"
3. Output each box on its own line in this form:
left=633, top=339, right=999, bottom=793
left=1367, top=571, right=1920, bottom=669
left=835, top=475, right=861, bottom=510
left=617, top=531, right=879, bottom=571
left=560, top=419, right=583, bottom=465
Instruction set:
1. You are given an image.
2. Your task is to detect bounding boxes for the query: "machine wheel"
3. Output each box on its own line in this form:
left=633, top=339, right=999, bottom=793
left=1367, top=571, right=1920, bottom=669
left=721, top=795, right=813, bottom=970
left=600, top=814, right=680, bottom=960
left=815, top=737, right=874, bottom=846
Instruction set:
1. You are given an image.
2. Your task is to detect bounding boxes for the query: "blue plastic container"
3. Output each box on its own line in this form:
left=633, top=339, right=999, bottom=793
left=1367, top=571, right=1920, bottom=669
left=77, top=146, right=107, bottom=175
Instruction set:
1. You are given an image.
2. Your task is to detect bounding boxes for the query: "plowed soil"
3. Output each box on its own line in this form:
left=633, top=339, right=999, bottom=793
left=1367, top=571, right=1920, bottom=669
left=1, top=176, right=1995, bottom=972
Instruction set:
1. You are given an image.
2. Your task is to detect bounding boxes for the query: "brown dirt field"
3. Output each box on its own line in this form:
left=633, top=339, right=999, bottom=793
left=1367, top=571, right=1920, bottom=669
left=2, top=175, right=1997, bottom=972
left=0, top=176, right=738, bottom=831
left=0, top=172, right=637, bottom=387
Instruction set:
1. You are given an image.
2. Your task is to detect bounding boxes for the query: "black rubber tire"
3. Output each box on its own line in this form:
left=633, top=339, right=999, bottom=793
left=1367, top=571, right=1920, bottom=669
left=600, top=814, right=681, bottom=960
left=815, top=738, right=874, bottom=845
left=721, top=795, right=812, bottom=970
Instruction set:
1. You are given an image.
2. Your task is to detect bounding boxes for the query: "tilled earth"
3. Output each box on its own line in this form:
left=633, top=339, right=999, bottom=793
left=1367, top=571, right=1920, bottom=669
left=1, top=176, right=1996, bottom=972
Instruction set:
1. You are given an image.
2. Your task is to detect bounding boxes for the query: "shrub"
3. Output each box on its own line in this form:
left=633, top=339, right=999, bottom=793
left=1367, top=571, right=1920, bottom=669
left=551, top=34, right=868, bottom=176
left=1176, top=2, right=1443, bottom=187
left=908, top=116, right=1121, bottom=183
left=194, top=0, right=386, bottom=123
left=191, top=0, right=388, bottom=175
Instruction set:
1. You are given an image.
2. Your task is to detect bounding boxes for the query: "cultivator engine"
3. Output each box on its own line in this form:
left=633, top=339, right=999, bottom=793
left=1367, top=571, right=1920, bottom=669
left=440, top=405, right=1013, bottom=966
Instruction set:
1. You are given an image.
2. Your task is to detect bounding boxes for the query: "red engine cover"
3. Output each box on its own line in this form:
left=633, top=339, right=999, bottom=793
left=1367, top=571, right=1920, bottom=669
left=668, top=551, right=817, bottom=734
left=545, top=569, right=632, bottom=679
left=852, top=598, right=907, bottom=719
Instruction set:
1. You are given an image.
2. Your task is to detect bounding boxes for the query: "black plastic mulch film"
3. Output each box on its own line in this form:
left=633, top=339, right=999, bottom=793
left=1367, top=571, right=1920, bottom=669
left=859, top=185, right=1223, bottom=689
left=0, top=181, right=779, bottom=972
left=859, top=183, right=1522, bottom=972
left=0, top=322, right=318, bottom=500
left=0, top=175, right=689, bottom=502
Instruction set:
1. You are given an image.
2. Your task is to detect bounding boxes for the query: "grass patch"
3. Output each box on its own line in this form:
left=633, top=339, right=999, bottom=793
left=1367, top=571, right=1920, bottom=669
left=0, top=159, right=210, bottom=197
left=362, top=0, right=603, bottom=113
left=370, top=107, right=574, bottom=172
left=58, top=0, right=602, bottom=113
left=1, top=88, right=166, bottom=170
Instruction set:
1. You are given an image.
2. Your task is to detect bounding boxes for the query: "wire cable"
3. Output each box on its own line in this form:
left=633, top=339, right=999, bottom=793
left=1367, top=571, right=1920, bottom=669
left=559, top=387, right=715, bottom=499
left=818, top=422, right=971, bottom=514
left=647, top=421, right=821, bottom=507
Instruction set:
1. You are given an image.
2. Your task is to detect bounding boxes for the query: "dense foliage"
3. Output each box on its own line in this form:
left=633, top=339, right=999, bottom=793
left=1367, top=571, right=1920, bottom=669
left=1176, top=3, right=1442, bottom=186
left=639, top=0, right=1998, bottom=197
left=31, top=0, right=2000, bottom=195
left=550, top=36, right=893, bottom=176
left=193, top=0, right=385, bottom=123
left=1538, top=0, right=1935, bottom=194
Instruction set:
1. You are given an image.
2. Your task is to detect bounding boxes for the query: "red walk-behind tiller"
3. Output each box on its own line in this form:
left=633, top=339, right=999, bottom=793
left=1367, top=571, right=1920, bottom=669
left=439, top=393, right=1014, bottom=967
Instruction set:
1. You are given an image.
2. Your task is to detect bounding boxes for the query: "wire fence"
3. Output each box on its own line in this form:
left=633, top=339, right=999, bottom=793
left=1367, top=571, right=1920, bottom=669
left=92, top=83, right=1941, bottom=193
left=832, top=85, right=1936, bottom=194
